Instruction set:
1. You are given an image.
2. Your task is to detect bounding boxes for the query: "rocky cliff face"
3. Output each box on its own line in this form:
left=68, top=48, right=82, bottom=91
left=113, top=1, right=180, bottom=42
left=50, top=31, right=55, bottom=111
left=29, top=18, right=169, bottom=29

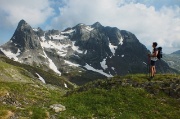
left=0, top=20, right=177, bottom=84
left=12, top=20, right=41, bottom=50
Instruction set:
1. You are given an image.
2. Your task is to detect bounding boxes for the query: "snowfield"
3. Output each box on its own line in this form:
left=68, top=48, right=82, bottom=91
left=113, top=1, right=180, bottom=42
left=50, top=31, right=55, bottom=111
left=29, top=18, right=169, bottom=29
left=0, top=48, right=21, bottom=61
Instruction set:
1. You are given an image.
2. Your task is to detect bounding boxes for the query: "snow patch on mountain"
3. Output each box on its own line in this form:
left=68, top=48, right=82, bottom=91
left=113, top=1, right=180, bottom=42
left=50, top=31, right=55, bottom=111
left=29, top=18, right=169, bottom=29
left=109, top=42, right=117, bottom=56
left=42, top=49, right=61, bottom=75
left=64, top=60, right=80, bottom=67
left=40, top=40, right=70, bottom=57
left=0, top=48, right=21, bottom=61
left=119, top=37, right=123, bottom=45
left=57, top=51, right=66, bottom=57
left=84, top=63, right=113, bottom=77
left=40, top=36, right=46, bottom=42
left=49, top=35, right=68, bottom=40
left=143, top=62, right=147, bottom=65
left=41, top=41, right=51, bottom=48
left=61, top=29, right=75, bottom=34
left=111, top=67, right=115, bottom=70
left=72, top=41, right=83, bottom=53
left=33, top=28, right=38, bottom=32
left=84, top=50, right=87, bottom=54
left=13, top=42, right=17, bottom=46
left=39, top=53, right=46, bottom=58
left=85, top=26, right=94, bottom=31
left=64, top=83, right=68, bottom=88
left=73, top=54, right=80, bottom=58
left=100, top=58, right=108, bottom=70
left=36, top=73, right=46, bottom=83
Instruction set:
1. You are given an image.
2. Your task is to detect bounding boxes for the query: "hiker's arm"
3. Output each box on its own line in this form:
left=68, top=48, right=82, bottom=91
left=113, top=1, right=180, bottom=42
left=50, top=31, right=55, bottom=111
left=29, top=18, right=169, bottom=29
left=150, top=51, right=158, bottom=57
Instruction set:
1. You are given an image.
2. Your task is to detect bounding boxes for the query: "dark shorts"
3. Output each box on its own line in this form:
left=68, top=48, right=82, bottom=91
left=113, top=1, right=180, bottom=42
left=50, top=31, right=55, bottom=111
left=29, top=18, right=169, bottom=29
left=151, top=60, right=156, bottom=66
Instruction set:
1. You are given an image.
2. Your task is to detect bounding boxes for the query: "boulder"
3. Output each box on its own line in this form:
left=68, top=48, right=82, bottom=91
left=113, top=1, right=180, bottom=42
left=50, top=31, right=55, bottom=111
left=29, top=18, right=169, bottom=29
left=50, top=104, right=66, bottom=113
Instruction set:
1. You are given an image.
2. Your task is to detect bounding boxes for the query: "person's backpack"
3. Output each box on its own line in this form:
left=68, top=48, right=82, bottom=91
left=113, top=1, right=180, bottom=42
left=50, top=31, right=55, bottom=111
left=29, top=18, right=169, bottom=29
left=157, top=47, right=162, bottom=60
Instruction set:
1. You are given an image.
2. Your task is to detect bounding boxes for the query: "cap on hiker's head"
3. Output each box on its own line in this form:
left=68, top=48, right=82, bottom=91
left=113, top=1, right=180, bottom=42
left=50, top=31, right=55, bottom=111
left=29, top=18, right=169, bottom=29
left=153, top=42, right=157, bottom=47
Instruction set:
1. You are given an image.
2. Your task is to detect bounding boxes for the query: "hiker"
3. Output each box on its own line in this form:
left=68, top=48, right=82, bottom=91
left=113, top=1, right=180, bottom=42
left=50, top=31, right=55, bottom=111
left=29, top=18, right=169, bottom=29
left=148, top=42, right=158, bottom=79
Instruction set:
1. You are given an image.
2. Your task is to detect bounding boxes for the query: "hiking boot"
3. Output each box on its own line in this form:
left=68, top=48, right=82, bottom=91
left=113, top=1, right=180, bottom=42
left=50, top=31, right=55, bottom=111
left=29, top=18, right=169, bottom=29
left=148, top=76, right=153, bottom=81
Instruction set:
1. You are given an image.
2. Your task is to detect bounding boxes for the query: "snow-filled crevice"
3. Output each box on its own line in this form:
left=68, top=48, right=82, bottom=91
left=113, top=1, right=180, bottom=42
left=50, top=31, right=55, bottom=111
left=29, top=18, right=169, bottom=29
left=36, top=73, right=46, bottom=83
left=100, top=58, right=108, bottom=70
left=41, top=47, right=61, bottom=76
left=84, top=63, right=113, bottom=77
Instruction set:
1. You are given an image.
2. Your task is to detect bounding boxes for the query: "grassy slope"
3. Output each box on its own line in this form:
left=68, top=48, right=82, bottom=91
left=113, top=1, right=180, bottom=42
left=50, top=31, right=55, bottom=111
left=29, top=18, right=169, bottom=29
left=0, top=55, right=76, bottom=89
left=0, top=82, right=64, bottom=119
left=0, top=59, right=66, bottom=119
left=1, top=73, right=180, bottom=119
left=61, top=87, right=179, bottom=119
left=0, top=56, right=179, bottom=119
left=59, top=74, right=180, bottom=119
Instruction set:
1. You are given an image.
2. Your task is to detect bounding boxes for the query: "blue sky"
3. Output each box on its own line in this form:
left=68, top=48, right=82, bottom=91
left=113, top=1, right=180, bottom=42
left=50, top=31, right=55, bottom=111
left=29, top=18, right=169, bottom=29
left=0, top=0, right=179, bottom=53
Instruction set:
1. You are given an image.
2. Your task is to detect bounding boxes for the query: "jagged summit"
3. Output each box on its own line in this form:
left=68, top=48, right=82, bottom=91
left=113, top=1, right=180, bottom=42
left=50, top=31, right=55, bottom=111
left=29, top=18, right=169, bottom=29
left=14, top=19, right=31, bottom=34
left=73, top=22, right=102, bottom=30
left=18, top=19, right=27, bottom=26
left=15, top=19, right=32, bottom=32
left=6, top=19, right=41, bottom=51
left=92, top=22, right=102, bottom=28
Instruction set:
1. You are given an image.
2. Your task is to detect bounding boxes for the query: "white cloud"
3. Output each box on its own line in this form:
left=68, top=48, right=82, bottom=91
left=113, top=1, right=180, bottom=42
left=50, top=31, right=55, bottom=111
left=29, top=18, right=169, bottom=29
left=0, top=0, right=179, bottom=53
left=0, top=0, right=55, bottom=27
left=50, top=0, right=180, bottom=52
left=123, top=0, right=180, bottom=9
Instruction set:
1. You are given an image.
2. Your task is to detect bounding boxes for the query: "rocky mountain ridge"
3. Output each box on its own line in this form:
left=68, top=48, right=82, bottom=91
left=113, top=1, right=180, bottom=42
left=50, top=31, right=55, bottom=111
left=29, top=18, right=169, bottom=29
left=163, top=52, right=180, bottom=72
left=172, top=50, right=180, bottom=55
left=0, top=20, right=177, bottom=85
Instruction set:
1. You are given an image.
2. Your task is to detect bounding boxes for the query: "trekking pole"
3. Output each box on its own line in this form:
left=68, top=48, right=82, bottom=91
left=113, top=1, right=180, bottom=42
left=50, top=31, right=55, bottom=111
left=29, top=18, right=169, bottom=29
left=147, top=60, right=148, bottom=77
left=147, top=56, right=148, bottom=77
left=147, top=55, right=150, bottom=78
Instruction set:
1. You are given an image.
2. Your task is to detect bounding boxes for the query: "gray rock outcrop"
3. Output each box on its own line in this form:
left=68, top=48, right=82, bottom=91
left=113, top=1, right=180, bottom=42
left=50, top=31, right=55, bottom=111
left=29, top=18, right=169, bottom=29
left=50, top=104, right=66, bottom=113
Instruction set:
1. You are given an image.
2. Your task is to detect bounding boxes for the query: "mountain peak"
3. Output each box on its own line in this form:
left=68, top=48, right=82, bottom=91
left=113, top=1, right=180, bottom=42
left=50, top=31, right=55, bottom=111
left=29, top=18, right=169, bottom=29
left=15, top=19, right=32, bottom=33
left=92, top=22, right=102, bottom=28
left=17, top=19, right=28, bottom=28
left=19, top=19, right=26, bottom=24
left=9, top=19, right=41, bottom=50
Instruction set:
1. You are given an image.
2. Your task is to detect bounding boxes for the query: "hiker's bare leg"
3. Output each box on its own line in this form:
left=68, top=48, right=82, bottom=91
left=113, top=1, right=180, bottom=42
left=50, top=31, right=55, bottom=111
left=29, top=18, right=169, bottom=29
left=152, top=66, right=155, bottom=77
left=153, top=66, right=156, bottom=76
left=151, top=66, right=153, bottom=77
left=150, top=66, right=156, bottom=77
